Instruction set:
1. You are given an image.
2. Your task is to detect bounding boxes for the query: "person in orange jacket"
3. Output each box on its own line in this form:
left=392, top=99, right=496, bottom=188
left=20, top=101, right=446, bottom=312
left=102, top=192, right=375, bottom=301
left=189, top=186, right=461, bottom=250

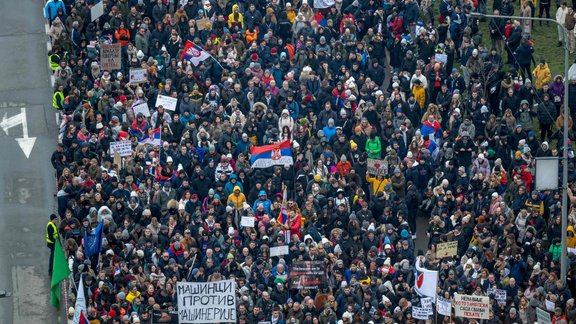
left=115, top=21, right=131, bottom=47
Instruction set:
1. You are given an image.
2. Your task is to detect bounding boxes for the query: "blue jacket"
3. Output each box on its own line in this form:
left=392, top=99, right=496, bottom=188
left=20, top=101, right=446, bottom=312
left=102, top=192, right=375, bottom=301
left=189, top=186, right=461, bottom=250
left=45, top=0, right=66, bottom=21
left=253, top=198, right=272, bottom=214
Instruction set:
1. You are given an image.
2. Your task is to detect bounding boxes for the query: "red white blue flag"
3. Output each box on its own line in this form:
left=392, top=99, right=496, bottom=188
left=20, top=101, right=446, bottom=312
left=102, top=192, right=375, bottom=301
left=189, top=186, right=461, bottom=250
left=250, top=140, right=293, bottom=169
left=181, top=40, right=211, bottom=66
left=139, top=127, right=161, bottom=146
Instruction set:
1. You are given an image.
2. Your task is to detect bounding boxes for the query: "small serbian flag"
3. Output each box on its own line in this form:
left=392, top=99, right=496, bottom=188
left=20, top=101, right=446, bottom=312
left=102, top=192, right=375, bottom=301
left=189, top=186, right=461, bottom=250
left=250, top=140, right=293, bottom=169
left=181, top=40, right=211, bottom=66
left=139, top=127, right=161, bottom=146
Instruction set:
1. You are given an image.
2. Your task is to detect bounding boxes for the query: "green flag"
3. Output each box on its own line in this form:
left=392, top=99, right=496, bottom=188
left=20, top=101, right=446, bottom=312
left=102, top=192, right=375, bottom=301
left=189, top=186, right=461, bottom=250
left=50, top=238, right=70, bottom=308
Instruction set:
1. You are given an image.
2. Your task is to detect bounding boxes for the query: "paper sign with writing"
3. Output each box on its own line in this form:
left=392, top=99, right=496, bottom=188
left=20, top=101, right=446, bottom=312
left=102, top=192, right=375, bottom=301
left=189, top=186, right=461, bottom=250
left=270, top=245, right=289, bottom=257
left=100, top=43, right=121, bottom=70
left=156, top=94, right=178, bottom=111
left=367, top=158, right=388, bottom=176
left=110, top=140, right=132, bottom=157
left=412, top=306, right=429, bottom=320
left=240, top=216, right=255, bottom=228
left=536, top=307, right=552, bottom=324
left=129, top=68, right=148, bottom=84
left=421, top=297, right=434, bottom=315
left=436, top=241, right=458, bottom=258
left=132, top=102, right=151, bottom=117
left=436, top=296, right=452, bottom=316
left=91, top=1, right=104, bottom=21
left=453, top=294, right=489, bottom=320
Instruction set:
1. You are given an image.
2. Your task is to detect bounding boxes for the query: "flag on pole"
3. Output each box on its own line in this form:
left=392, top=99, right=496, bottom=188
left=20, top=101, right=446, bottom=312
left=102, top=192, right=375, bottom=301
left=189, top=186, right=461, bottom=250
left=181, top=40, right=211, bottom=66
left=83, top=221, right=103, bottom=258
left=414, top=257, right=438, bottom=299
left=50, top=238, right=71, bottom=308
left=277, top=185, right=291, bottom=243
left=72, top=275, right=87, bottom=324
left=250, top=140, right=293, bottom=169
left=139, top=127, right=161, bottom=146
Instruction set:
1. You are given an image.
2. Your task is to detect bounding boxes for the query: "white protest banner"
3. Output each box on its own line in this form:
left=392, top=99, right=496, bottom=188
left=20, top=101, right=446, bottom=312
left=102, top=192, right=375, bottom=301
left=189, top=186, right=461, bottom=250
left=100, top=43, right=121, bottom=71
left=436, top=241, right=458, bottom=258
left=109, top=141, right=132, bottom=157
left=436, top=296, right=452, bottom=316
left=435, top=53, right=448, bottom=64
left=545, top=299, right=555, bottom=311
left=367, top=158, right=388, bottom=176
left=421, top=297, right=434, bottom=315
left=177, top=280, right=236, bottom=323
left=270, top=245, right=289, bottom=257
left=91, top=1, right=104, bottom=21
left=240, top=216, right=255, bottom=228
left=132, top=102, right=151, bottom=117
left=156, top=94, right=178, bottom=111
left=536, top=307, right=552, bottom=324
left=453, top=294, right=489, bottom=320
left=129, top=68, right=148, bottom=84
left=314, top=0, right=335, bottom=8
left=412, top=306, right=429, bottom=320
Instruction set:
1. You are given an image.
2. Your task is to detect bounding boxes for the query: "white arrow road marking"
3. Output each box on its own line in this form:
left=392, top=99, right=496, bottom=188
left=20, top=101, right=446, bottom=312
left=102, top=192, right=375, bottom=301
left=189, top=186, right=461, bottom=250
left=0, top=108, right=36, bottom=158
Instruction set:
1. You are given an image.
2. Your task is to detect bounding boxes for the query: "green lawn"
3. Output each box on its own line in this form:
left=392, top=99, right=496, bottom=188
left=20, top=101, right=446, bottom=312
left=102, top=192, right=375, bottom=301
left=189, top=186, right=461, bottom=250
left=472, top=4, right=567, bottom=75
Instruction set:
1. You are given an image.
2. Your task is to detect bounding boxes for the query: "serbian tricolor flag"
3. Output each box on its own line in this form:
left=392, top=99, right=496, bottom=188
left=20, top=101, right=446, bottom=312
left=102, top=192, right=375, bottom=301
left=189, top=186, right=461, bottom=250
left=414, top=257, right=438, bottom=299
left=277, top=186, right=288, bottom=224
left=250, top=140, right=293, bottom=169
left=139, top=127, right=161, bottom=146
left=181, top=40, right=211, bottom=66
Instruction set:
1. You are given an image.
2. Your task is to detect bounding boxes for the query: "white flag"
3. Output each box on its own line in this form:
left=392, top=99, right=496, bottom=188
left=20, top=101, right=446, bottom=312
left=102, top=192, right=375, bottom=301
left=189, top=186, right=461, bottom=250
left=414, top=258, right=439, bottom=299
left=73, top=275, right=87, bottom=324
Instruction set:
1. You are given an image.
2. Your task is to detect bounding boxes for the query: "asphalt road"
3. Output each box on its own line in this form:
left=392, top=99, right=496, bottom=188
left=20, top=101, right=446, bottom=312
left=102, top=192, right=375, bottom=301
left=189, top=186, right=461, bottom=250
left=0, top=0, right=59, bottom=322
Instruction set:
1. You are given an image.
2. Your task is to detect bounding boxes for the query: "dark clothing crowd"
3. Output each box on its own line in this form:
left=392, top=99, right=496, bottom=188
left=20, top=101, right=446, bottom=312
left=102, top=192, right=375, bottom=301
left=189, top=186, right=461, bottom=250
left=45, top=0, right=576, bottom=322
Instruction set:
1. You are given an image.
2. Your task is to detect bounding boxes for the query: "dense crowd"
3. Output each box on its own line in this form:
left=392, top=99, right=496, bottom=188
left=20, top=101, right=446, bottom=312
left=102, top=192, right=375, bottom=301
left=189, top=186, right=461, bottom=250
left=44, top=0, right=576, bottom=322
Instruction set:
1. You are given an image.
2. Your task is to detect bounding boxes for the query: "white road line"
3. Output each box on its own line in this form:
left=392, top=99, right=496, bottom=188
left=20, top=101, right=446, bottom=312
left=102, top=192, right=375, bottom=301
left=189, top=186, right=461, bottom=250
left=50, top=75, right=55, bottom=87
left=44, top=23, right=49, bottom=34
left=46, top=40, right=51, bottom=51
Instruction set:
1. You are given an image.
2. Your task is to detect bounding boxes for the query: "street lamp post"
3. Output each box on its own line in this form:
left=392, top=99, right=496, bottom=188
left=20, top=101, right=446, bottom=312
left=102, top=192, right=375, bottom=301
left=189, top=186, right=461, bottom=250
left=469, top=12, right=570, bottom=284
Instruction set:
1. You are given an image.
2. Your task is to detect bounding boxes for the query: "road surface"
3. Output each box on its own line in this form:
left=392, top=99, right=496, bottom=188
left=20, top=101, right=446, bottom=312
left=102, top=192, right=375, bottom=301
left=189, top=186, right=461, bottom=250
left=0, top=0, right=59, bottom=322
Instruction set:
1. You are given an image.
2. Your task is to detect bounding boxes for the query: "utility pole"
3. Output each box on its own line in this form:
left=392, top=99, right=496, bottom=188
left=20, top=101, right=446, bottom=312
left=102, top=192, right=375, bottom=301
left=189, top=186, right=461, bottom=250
left=469, top=12, right=570, bottom=284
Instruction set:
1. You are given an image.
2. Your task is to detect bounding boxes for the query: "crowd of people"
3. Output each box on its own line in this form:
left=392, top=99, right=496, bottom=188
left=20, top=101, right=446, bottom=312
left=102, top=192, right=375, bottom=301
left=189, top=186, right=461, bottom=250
left=44, top=0, right=576, bottom=322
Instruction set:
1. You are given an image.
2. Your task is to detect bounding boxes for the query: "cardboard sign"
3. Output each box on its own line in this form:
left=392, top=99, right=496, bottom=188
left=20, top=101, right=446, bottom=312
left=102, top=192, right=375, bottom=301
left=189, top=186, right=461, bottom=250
left=156, top=94, right=178, bottom=111
left=240, top=216, right=255, bottom=228
left=129, top=68, right=148, bottom=84
left=436, top=241, right=458, bottom=258
left=91, top=1, right=104, bottom=21
left=412, top=306, right=429, bottom=320
left=435, top=53, right=447, bottom=64
left=132, top=102, right=151, bottom=117
left=546, top=299, right=555, bottom=311
left=536, top=307, right=552, bottom=324
left=492, top=288, right=507, bottom=306
left=289, top=261, right=327, bottom=289
left=437, top=296, right=452, bottom=316
left=453, top=294, right=489, bottom=320
left=270, top=245, right=289, bottom=257
left=176, top=280, right=236, bottom=323
left=367, top=158, right=388, bottom=176
left=109, top=140, right=132, bottom=157
left=196, top=18, right=210, bottom=31
left=100, top=43, right=121, bottom=71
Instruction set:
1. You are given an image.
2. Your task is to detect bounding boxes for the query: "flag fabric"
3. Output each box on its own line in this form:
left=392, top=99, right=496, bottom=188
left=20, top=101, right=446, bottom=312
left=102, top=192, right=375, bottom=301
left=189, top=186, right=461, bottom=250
left=277, top=186, right=288, bottom=225
left=139, top=127, right=161, bottom=146
left=50, top=238, right=71, bottom=308
left=72, top=275, right=87, bottom=324
left=181, top=40, right=211, bottom=66
left=250, top=140, right=293, bottom=169
left=78, top=311, right=88, bottom=324
left=414, top=258, right=438, bottom=299
left=84, top=221, right=103, bottom=258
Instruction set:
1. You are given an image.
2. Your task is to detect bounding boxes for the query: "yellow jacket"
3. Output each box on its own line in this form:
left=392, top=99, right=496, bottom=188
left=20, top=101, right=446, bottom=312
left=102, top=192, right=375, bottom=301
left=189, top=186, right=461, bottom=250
left=532, top=63, right=551, bottom=90
left=412, top=84, right=426, bottom=109
left=228, top=5, right=244, bottom=30
left=366, top=175, right=389, bottom=195
left=567, top=226, right=576, bottom=248
left=287, top=8, right=296, bottom=23
left=227, top=186, right=247, bottom=208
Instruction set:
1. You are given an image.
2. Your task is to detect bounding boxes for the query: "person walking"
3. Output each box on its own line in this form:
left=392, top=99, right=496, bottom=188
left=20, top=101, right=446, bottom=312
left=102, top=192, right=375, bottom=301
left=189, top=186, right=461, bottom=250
left=46, top=214, right=59, bottom=275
